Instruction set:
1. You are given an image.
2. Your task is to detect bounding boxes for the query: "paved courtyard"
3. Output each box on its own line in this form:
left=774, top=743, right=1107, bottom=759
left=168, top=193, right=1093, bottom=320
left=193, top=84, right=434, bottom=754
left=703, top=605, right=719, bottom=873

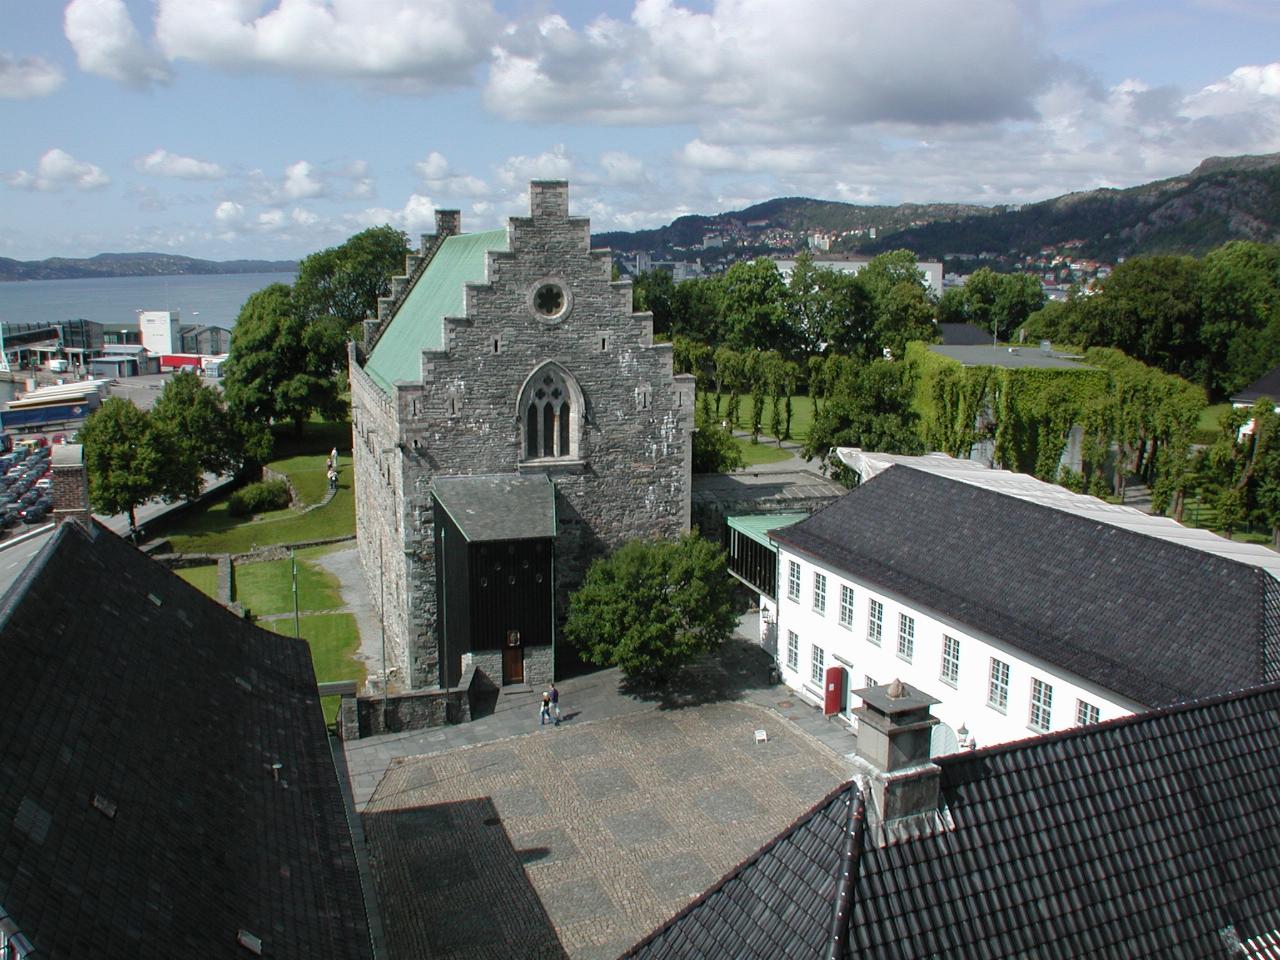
left=362, top=699, right=855, bottom=960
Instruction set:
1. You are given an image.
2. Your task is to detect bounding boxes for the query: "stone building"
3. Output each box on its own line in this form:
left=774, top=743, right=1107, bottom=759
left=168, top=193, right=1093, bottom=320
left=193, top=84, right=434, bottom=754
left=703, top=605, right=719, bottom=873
left=350, top=181, right=694, bottom=693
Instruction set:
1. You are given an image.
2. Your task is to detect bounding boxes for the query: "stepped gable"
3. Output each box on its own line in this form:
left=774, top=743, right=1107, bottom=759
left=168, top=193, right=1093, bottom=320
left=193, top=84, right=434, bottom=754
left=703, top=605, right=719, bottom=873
left=770, top=465, right=1280, bottom=707
left=626, top=682, right=1280, bottom=958
left=0, top=522, right=372, bottom=960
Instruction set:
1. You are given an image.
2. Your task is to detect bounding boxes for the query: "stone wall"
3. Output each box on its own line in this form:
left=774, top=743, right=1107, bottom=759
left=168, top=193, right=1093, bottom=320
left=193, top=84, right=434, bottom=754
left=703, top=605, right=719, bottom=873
left=352, top=180, right=693, bottom=692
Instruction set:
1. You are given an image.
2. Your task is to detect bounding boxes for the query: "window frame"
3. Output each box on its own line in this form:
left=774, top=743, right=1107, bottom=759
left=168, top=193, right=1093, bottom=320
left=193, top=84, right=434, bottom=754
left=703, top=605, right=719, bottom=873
left=867, top=598, right=883, bottom=646
left=810, top=644, right=825, bottom=685
left=940, top=634, right=960, bottom=687
left=987, top=657, right=1010, bottom=713
left=786, top=630, right=799, bottom=671
left=1029, top=677, right=1053, bottom=732
left=896, top=613, right=915, bottom=663
left=839, top=584, right=855, bottom=629
left=1075, top=698, right=1100, bottom=727
left=812, top=572, right=827, bottom=616
left=787, top=560, right=801, bottom=602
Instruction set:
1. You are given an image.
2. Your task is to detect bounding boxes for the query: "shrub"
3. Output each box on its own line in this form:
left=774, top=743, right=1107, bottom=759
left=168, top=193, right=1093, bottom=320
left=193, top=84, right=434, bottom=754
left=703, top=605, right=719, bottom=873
left=228, top=479, right=291, bottom=517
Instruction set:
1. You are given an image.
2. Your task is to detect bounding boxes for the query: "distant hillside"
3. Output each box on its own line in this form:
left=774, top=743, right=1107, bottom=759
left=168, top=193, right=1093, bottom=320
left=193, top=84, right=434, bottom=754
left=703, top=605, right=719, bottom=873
left=592, top=153, right=1280, bottom=264
left=861, top=153, right=1280, bottom=261
left=0, top=252, right=298, bottom=282
left=592, top=197, right=995, bottom=253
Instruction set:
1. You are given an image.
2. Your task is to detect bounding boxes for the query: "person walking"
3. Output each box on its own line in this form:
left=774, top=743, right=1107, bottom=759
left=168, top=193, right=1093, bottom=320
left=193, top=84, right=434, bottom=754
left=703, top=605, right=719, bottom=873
left=539, top=691, right=551, bottom=725
left=549, top=683, right=561, bottom=725
left=328, top=467, right=338, bottom=491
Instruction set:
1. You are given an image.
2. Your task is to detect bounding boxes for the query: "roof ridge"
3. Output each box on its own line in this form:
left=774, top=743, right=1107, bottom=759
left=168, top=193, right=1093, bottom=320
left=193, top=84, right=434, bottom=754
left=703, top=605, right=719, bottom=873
left=939, top=677, right=1280, bottom=766
left=620, top=780, right=859, bottom=958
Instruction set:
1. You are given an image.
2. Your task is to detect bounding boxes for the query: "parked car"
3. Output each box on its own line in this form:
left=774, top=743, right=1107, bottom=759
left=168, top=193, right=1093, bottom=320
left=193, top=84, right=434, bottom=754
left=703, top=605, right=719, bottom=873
left=20, top=505, right=47, bottom=524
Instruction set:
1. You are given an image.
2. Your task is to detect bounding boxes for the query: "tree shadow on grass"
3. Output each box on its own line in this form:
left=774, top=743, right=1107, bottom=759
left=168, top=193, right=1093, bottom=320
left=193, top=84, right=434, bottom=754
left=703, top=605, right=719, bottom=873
left=619, top=637, right=778, bottom=711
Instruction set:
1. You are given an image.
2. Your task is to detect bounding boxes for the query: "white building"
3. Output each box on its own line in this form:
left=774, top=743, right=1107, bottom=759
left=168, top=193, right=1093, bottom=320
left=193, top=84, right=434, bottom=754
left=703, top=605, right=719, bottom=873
left=766, top=450, right=1280, bottom=752
left=773, top=255, right=944, bottom=301
left=138, top=309, right=180, bottom=356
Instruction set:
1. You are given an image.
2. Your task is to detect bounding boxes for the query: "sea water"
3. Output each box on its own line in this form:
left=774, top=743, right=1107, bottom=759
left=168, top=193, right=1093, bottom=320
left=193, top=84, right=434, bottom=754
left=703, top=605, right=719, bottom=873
left=0, top=272, right=296, bottom=331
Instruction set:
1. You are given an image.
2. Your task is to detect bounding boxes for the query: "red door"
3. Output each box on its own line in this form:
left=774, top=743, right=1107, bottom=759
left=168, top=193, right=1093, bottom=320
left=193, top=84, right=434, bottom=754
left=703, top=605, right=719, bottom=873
left=824, top=665, right=846, bottom=717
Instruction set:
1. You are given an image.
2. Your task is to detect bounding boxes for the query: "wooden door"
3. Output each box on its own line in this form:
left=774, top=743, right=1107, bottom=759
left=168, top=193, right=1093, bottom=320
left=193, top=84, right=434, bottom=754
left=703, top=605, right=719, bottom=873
left=503, top=629, right=524, bottom=684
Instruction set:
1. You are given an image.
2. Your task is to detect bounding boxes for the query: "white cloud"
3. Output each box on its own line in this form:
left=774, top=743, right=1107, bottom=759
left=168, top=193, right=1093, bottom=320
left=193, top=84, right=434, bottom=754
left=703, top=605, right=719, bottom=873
left=136, top=149, right=226, bottom=180
left=214, top=200, right=245, bottom=225
left=291, top=207, right=320, bottom=226
left=154, top=0, right=502, bottom=90
left=282, top=160, right=324, bottom=200
left=0, top=53, right=65, bottom=99
left=352, top=193, right=437, bottom=234
left=494, top=145, right=574, bottom=190
left=257, top=209, right=287, bottom=231
left=485, top=0, right=1051, bottom=127
left=599, top=151, right=647, bottom=185
left=6, top=149, right=111, bottom=192
left=64, top=0, right=172, bottom=88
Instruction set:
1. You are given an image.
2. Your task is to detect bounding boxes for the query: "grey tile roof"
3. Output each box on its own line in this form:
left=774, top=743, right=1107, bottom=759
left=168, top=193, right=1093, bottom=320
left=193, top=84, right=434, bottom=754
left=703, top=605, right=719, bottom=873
left=1232, top=364, right=1280, bottom=406
left=770, top=466, right=1280, bottom=707
left=0, top=522, right=373, bottom=960
left=626, top=681, right=1280, bottom=959
left=432, top=473, right=556, bottom=542
left=937, top=322, right=993, bottom=346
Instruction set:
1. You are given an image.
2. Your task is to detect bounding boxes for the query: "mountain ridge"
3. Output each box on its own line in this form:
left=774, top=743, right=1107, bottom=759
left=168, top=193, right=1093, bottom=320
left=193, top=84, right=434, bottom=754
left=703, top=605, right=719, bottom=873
left=0, top=252, right=298, bottom=283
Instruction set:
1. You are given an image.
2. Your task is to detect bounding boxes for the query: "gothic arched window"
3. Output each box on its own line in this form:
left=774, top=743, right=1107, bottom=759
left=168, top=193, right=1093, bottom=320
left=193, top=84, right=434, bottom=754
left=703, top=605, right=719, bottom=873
left=518, top=363, right=582, bottom=460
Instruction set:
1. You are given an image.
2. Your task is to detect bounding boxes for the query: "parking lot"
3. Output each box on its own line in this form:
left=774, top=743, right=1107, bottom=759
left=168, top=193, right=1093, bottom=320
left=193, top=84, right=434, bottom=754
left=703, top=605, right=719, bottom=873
left=0, top=434, right=62, bottom=535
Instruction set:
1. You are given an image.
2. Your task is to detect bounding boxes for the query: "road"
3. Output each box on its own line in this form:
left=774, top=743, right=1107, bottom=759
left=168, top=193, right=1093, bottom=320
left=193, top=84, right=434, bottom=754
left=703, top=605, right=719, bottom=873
left=0, top=472, right=229, bottom=597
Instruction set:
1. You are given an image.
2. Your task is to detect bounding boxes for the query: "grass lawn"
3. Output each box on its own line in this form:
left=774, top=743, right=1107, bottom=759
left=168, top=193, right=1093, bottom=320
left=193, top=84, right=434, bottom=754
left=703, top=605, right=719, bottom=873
left=1195, top=402, right=1230, bottom=445
left=175, top=564, right=218, bottom=596
left=707, top=393, right=816, bottom=442
left=231, top=554, right=344, bottom=616
left=734, top=436, right=795, bottom=466
left=165, top=462, right=354, bottom=554
left=264, top=612, right=364, bottom=725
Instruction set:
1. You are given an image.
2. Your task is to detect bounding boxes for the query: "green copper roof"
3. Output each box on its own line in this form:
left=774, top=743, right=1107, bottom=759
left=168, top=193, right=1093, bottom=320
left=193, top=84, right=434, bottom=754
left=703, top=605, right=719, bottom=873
left=726, top=512, right=809, bottom=548
left=364, top=229, right=508, bottom=393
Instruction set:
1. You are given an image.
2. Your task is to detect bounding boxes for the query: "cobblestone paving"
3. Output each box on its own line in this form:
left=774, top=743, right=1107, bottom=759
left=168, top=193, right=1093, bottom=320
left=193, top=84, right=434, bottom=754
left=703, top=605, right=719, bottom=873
left=363, top=700, right=854, bottom=960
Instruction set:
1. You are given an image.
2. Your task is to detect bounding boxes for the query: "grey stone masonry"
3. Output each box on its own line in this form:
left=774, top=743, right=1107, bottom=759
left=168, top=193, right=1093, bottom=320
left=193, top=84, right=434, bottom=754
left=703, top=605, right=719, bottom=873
left=351, top=181, right=694, bottom=697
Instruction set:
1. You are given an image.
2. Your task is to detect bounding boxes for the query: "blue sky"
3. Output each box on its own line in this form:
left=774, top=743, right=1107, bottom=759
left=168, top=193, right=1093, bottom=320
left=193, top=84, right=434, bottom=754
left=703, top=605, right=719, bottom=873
left=1, top=0, right=1278, bottom=261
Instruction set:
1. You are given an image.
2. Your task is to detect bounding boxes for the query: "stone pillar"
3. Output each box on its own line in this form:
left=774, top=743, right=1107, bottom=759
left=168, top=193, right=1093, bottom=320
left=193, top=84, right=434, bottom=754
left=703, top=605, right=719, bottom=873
left=435, top=209, right=461, bottom=237
left=50, top=444, right=91, bottom=528
left=530, top=180, right=569, bottom=219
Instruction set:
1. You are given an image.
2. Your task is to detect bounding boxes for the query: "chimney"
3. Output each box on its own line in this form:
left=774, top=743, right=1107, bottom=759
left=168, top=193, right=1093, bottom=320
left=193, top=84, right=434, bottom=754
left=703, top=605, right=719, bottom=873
left=529, top=180, right=569, bottom=220
left=434, top=209, right=461, bottom=238
left=51, top=444, right=92, bottom=528
left=851, top=679, right=946, bottom=840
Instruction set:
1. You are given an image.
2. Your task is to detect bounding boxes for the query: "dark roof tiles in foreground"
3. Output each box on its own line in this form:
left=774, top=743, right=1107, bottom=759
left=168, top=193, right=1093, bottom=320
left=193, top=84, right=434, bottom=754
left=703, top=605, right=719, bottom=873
left=771, top=466, right=1280, bottom=707
left=627, top=682, right=1280, bottom=959
left=0, top=521, right=372, bottom=960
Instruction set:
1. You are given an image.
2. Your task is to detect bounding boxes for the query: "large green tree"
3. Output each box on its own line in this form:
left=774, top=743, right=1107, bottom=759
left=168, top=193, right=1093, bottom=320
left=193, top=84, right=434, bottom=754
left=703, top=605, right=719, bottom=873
left=564, top=534, right=737, bottom=682
left=79, top=397, right=198, bottom=532
left=293, top=224, right=409, bottom=330
left=803, top=359, right=925, bottom=477
left=719, top=258, right=796, bottom=354
left=222, top=283, right=346, bottom=436
left=150, top=370, right=267, bottom=473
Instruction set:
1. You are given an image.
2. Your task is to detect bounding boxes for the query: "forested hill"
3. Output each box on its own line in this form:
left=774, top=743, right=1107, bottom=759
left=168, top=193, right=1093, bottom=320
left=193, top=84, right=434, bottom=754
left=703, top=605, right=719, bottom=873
left=592, top=153, right=1280, bottom=261
left=0, top=252, right=298, bottom=282
left=859, top=154, right=1280, bottom=260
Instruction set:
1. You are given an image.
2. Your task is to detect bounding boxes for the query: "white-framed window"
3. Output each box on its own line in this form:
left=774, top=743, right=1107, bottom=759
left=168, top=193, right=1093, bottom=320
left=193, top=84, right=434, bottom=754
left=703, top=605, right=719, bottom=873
left=864, top=675, right=877, bottom=689
left=811, top=645, right=825, bottom=685
left=1029, top=678, right=1053, bottom=731
left=1076, top=699, right=1100, bottom=726
left=988, top=658, right=1010, bottom=713
left=867, top=599, right=883, bottom=646
left=786, top=630, right=799, bottom=670
left=813, top=572, right=827, bottom=615
left=897, top=613, right=915, bottom=662
left=940, top=634, right=960, bottom=687
left=787, top=560, right=801, bottom=602
left=839, top=585, right=855, bottom=629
